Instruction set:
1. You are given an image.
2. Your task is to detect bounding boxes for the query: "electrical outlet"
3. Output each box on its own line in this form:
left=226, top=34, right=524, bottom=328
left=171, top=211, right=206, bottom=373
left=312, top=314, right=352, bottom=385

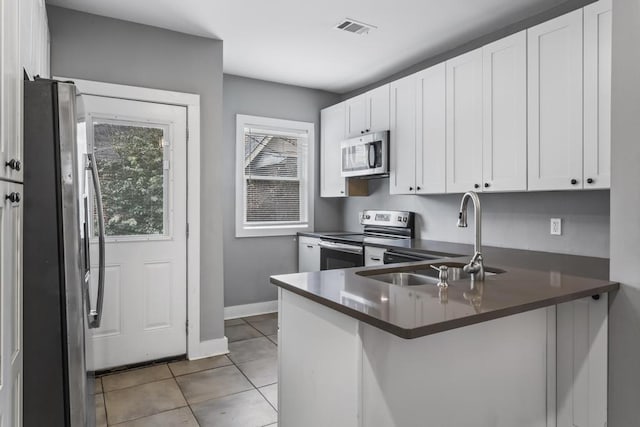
left=550, top=218, right=562, bottom=235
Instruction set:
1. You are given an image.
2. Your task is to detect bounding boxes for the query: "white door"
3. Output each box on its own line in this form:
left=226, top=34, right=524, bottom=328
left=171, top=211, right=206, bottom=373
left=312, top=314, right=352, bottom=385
left=446, top=48, right=484, bottom=193
left=389, top=74, right=417, bottom=195
left=583, top=0, right=612, bottom=190
left=415, top=63, right=446, bottom=194
left=0, top=181, right=23, bottom=427
left=527, top=9, right=583, bottom=191
left=320, top=103, right=347, bottom=197
left=482, top=31, right=527, bottom=192
left=84, top=95, right=188, bottom=370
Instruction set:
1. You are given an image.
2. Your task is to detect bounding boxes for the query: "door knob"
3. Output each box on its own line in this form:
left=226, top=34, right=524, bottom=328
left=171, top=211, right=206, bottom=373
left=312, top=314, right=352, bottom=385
left=587, top=178, right=594, bottom=184
left=474, top=184, right=480, bottom=189
left=5, top=159, right=21, bottom=171
left=484, top=183, right=490, bottom=188
left=570, top=179, right=578, bottom=185
left=5, top=192, right=20, bottom=203
left=416, top=186, right=421, bottom=191
left=409, top=186, right=414, bottom=191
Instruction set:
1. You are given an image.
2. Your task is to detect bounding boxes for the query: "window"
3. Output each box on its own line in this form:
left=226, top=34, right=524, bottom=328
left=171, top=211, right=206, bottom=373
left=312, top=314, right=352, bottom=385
left=236, top=114, right=314, bottom=237
left=92, top=118, right=170, bottom=238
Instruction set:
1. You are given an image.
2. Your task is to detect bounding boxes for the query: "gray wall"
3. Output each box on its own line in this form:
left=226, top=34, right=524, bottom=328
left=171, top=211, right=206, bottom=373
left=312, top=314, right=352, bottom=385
left=47, top=6, right=226, bottom=341
left=343, top=181, right=610, bottom=258
left=608, top=0, right=640, bottom=424
left=223, top=74, right=341, bottom=307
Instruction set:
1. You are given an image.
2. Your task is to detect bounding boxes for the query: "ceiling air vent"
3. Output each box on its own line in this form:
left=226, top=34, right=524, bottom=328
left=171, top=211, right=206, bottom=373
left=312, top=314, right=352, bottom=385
left=335, top=18, right=376, bottom=35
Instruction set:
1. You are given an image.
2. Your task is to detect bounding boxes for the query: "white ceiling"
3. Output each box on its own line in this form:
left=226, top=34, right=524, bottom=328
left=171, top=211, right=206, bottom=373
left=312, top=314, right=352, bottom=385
left=46, top=0, right=568, bottom=93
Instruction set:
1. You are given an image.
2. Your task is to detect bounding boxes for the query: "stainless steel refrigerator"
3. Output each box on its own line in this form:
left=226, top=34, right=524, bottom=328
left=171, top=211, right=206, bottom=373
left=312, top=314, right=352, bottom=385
left=23, top=78, right=106, bottom=427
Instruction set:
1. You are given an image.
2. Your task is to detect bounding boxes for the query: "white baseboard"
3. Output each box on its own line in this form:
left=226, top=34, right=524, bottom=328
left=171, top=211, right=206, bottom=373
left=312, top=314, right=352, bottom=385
left=187, top=336, right=229, bottom=361
left=224, top=300, right=278, bottom=320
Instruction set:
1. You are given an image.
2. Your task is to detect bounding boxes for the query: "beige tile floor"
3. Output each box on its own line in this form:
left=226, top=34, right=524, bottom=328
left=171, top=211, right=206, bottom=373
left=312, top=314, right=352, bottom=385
left=95, top=313, right=278, bottom=427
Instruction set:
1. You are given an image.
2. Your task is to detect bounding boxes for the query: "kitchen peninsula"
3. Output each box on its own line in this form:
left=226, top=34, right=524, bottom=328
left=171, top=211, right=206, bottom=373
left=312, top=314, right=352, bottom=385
left=271, top=249, right=617, bottom=427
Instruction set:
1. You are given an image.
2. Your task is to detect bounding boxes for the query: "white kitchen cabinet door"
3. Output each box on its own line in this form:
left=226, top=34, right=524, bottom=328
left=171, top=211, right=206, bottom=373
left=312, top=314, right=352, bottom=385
left=321, top=103, right=347, bottom=197
left=345, top=94, right=367, bottom=138
left=345, top=85, right=390, bottom=138
left=298, top=236, right=321, bottom=272
left=367, top=83, right=390, bottom=134
left=527, top=9, right=583, bottom=191
left=583, top=0, right=612, bottom=190
left=482, top=31, right=527, bottom=192
left=0, top=181, right=24, bottom=427
left=389, top=75, right=417, bottom=195
left=415, top=63, right=446, bottom=194
left=446, top=48, right=484, bottom=193
left=1, top=0, right=22, bottom=183
left=556, top=294, right=608, bottom=427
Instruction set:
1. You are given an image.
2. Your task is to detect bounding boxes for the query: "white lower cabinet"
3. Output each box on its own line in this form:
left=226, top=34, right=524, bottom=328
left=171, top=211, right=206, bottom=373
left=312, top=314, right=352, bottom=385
left=297, top=236, right=320, bottom=272
left=0, top=181, right=23, bottom=427
left=279, top=289, right=609, bottom=427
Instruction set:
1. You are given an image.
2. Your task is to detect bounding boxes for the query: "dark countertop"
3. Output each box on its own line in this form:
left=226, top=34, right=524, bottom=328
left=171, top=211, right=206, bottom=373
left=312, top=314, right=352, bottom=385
left=274, top=237, right=617, bottom=339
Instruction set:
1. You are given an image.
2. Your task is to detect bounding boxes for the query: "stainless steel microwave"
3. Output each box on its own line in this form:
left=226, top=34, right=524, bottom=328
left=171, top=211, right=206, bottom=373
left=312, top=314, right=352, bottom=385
left=340, top=131, right=389, bottom=178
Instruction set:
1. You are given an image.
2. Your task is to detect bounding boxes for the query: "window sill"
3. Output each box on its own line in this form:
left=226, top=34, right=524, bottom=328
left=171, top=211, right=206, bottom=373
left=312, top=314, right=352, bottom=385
left=235, top=223, right=313, bottom=238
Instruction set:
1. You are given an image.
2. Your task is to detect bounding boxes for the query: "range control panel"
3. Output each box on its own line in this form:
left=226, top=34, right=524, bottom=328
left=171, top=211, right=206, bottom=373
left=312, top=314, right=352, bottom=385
left=360, top=210, right=412, bottom=228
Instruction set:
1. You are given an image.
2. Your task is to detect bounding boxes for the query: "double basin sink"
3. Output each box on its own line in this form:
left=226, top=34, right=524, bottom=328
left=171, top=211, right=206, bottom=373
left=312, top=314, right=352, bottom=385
left=358, top=262, right=504, bottom=287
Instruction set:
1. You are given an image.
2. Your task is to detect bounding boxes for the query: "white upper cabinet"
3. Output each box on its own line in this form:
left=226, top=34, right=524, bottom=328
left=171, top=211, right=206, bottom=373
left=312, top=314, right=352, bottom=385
left=415, top=63, right=446, bottom=194
left=389, top=75, right=417, bottom=195
left=527, top=9, right=584, bottom=191
left=345, top=84, right=390, bottom=137
left=20, top=0, right=50, bottom=79
left=446, top=48, right=484, bottom=193
left=1, top=0, right=23, bottom=183
left=482, top=31, right=527, bottom=192
left=583, top=0, right=612, bottom=190
left=321, top=103, right=347, bottom=197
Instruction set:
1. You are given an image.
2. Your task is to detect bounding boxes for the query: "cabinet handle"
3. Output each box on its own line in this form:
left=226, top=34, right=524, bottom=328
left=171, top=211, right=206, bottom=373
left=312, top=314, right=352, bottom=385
left=5, top=159, right=21, bottom=171
left=365, top=129, right=370, bottom=133
left=474, top=184, right=480, bottom=189
left=340, top=190, right=345, bottom=194
left=571, top=179, right=578, bottom=185
left=416, top=186, right=421, bottom=191
left=370, top=257, right=381, bottom=261
left=409, top=186, right=413, bottom=191
left=360, top=130, right=365, bottom=134
left=5, top=192, right=20, bottom=203
left=587, top=178, right=594, bottom=184
left=306, top=245, right=314, bottom=249
left=484, top=183, right=490, bottom=188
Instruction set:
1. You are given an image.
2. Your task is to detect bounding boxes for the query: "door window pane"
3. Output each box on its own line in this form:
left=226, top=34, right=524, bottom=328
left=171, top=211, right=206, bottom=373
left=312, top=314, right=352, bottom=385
left=93, top=121, right=168, bottom=237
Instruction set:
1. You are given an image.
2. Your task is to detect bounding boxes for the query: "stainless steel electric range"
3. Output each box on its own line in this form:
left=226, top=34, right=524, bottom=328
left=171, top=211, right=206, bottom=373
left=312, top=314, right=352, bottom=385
left=318, top=210, right=415, bottom=271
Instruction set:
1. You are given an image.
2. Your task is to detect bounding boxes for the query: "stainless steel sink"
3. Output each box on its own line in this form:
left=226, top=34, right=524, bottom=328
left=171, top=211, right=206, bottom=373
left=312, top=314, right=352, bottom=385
left=360, top=263, right=504, bottom=287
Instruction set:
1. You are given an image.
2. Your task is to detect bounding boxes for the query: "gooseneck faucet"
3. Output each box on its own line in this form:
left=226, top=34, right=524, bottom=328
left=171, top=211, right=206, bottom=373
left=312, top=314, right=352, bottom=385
left=457, top=191, right=485, bottom=280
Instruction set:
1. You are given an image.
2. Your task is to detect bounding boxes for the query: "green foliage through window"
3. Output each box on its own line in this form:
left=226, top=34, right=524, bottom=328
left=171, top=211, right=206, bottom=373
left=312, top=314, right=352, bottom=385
left=94, top=122, right=166, bottom=236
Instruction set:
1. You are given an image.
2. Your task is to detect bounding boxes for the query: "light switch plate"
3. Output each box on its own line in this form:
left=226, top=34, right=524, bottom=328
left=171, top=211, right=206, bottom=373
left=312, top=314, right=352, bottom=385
left=550, top=218, right=562, bottom=235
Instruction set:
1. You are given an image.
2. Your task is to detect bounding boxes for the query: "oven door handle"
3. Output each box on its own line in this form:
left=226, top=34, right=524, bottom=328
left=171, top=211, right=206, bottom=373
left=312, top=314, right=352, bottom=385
left=319, top=241, right=363, bottom=255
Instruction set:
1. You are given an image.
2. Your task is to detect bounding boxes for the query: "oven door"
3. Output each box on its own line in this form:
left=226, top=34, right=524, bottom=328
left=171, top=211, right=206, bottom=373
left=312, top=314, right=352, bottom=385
left=341, top=133, right=388, bottom=177
left=319, top=241, right=364, bottom=270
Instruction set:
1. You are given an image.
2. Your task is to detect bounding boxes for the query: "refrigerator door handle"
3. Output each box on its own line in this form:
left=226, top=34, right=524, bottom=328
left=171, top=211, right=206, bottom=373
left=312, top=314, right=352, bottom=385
left=87, top=153, right=106, bottom=329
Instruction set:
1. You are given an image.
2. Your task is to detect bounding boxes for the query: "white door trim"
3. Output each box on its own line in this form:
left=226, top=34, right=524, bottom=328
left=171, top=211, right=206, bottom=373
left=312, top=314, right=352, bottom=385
left=55, top=77, right=215, bottom=360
